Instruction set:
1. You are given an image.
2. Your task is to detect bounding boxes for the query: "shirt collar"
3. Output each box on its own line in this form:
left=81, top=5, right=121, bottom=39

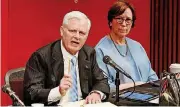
left=61, top=40, right=78, bottom=59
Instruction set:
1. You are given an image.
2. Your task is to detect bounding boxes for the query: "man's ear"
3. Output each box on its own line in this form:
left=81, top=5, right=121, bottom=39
left=60, top=26, right=64, bottom=36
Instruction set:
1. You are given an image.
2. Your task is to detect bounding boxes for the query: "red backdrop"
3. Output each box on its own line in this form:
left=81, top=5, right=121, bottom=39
left=1, top=0, right=150, bottom=105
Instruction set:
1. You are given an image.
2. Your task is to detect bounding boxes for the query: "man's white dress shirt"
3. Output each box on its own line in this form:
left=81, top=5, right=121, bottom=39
left=47, top=41, right=105, bottom=105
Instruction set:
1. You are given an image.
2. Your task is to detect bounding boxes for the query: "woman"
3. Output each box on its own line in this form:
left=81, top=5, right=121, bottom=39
left=95, top=0, right=158, bottom=92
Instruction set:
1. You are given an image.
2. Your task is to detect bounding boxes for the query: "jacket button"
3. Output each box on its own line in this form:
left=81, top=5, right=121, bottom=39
left=85, top=65, right=89, bottom=69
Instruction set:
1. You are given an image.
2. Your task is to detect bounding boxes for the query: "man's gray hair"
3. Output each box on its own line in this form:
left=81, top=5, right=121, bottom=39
left=62, top=11, right=91, bottom=30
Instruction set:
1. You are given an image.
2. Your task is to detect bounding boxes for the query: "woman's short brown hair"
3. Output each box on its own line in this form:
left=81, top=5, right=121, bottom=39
left=108, top=0, right=136, bottom=28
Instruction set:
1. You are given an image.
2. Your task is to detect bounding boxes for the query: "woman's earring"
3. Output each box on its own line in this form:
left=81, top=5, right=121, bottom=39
left=109, top=23, right=112, bottom=26
left=110, top=23, right=112, bottom=26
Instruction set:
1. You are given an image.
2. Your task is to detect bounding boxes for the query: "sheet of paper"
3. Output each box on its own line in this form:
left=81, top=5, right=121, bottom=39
left=58, top=100, right=117, bottom=107
left=84, top=102, right=117, bottom=107
left=149, top=98, right=159, bottom=104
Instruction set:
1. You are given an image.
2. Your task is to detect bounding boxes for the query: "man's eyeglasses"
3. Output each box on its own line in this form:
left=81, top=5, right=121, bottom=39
left=114, top=17, right=133, bottom=25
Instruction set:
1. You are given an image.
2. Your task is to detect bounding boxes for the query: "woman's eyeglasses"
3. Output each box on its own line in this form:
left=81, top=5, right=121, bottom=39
left=114, top=17, right=133, bottom=25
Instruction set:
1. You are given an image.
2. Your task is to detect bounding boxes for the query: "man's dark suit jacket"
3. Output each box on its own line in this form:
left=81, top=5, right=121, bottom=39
left=23, top=40, right=110, bottom=106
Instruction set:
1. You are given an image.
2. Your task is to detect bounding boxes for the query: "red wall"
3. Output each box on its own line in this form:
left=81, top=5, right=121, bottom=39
left=1, top=0, right=150, bottom=105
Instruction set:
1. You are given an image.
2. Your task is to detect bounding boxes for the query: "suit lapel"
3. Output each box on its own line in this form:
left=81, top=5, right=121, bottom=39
left=51, top=40, right=64, bottom=86
left=78, top=48, right=90, bottom=96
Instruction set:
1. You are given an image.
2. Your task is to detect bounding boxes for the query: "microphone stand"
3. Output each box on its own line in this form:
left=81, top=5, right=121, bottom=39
left=13, top=100, right=25, bottom=106
left=12, top=95, right=25, bottom=106
left=115, top=69, right=120, bottom=102
left=2, top=84, right=25, bottom=106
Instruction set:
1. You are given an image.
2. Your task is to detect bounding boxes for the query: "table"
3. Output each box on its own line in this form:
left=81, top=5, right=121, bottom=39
left=108, top=81, right=160, bottom=106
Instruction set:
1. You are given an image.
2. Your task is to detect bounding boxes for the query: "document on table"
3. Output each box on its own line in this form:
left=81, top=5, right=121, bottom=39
left=149, top=98, right=159, bottom=104
left=58, top=100, right=117, bottom=107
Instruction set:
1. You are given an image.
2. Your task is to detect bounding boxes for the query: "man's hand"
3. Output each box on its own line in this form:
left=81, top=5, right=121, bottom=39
left=176, top=73, right=180, bottom=79
left=59, top=74, right=72, bottom=96
left=85, top=92, right=101, bottom=104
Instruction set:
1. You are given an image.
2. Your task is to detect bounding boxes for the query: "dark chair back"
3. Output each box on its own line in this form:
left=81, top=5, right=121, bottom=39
left=2, top=67, right=25, bottom=105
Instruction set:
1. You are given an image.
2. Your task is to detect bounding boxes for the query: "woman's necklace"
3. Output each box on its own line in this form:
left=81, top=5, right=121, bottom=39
left=109, top=34, right=128, bottom=57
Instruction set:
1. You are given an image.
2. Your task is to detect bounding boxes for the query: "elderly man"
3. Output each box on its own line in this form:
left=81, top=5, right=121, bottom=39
left=23, top=11, right=110, bottom=106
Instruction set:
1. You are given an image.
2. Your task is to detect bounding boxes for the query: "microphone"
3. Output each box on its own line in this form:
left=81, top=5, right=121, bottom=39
left=103, top=55, right=132, bottom=79
left=2, top=84, right=25, bottom=106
